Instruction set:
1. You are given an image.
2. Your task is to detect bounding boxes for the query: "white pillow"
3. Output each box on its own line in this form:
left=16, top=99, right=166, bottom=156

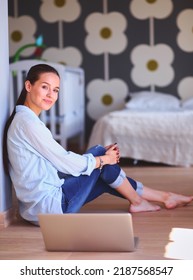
left=125, top=91, right=180, bottom=111
left=181, top=97, right=193, bottom=110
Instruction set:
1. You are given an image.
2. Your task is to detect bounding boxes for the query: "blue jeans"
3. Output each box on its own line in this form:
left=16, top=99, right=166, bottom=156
left=59, top=145, right=138, bottom=213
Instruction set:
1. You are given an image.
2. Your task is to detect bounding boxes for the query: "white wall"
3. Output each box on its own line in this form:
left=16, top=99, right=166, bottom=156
left=0, top=0, right=12, bottom=212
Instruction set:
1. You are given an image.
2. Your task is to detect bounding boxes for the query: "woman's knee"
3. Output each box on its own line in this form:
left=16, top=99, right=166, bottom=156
left=100, top=164, right=122, bottom=185
left=86, top=145, right=106, bottom=156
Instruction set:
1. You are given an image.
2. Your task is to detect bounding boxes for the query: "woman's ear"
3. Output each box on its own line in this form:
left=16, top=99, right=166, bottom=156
left=25, top=80, right=31, bottom=92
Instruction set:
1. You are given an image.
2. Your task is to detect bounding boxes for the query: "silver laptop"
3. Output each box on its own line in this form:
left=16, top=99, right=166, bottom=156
left=38, top=212, right=137, bottom=252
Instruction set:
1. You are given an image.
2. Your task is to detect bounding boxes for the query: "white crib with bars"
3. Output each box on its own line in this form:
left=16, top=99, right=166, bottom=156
left=9, top=59, right=85, bottom=150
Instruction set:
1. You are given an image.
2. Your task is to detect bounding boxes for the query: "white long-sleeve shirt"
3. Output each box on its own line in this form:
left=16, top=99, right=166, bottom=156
left=7, top=105, right=96, bottom=223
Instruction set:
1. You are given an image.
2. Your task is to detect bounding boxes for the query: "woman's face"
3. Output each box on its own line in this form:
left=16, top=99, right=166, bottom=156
left=24, top=72, right=60, bottom=115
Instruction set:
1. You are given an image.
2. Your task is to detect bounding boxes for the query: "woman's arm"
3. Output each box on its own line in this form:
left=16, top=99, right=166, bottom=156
left=16, top=118, right=96, bottom=176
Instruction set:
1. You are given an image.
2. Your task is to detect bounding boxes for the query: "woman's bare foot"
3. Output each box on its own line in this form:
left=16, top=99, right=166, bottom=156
left=129, top=199, right=161, bottom=213
left=164, top=193, right=193, bottom=209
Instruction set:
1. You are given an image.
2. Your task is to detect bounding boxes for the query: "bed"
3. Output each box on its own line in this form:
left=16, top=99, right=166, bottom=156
left=88, top=91, right=193, bottom=167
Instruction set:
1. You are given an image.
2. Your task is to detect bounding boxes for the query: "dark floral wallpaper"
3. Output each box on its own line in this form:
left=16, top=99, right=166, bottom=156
left=8, top=0, right=193, bottom=140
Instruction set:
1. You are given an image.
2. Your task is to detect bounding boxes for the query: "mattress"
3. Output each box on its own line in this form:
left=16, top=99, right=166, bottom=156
left=88, top=109, right=193, bottom=166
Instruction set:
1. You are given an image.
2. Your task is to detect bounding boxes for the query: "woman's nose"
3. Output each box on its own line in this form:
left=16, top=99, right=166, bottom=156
left=46, top=90, right=52, bottom=97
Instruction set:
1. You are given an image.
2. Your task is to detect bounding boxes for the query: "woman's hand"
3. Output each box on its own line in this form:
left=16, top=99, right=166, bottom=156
left=95, top=143, right=120, bottom=169
left=105, top=143, right=117, bottom=151
left=105, top=143, right=120, bottom=164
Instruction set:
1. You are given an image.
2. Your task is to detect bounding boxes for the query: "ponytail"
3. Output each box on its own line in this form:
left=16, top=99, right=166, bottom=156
left=3, top=88, right=27, bottom=174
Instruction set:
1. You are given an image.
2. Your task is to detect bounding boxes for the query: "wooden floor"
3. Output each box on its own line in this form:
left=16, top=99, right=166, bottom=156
left=0, top=165, right=193, bottom=260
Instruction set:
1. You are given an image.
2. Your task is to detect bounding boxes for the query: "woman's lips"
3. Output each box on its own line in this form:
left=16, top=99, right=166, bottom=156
left=43, top=99, right=52, bottom=105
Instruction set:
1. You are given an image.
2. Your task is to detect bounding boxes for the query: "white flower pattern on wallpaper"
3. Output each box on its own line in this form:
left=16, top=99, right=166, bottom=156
left=85, top=12, right=127, bottom=55
left=41, top=47, right=82, bottom=67
left=130, top=0, right=173, bottom=19
left=40, top=0, right=81, bottom=22
left=9, top=16, right=36, bottom=57
left=7, top=1, right=193, bottom=128
left=86, top=79, right=128, bottom=120
left=130, top=44, right=174, bottom=87
left=177, top=9, right=193, bottom=52
left=178, top=77, right=193, bottom=100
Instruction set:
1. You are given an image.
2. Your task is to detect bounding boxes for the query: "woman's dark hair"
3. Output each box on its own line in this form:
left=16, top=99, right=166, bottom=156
left=3, top=63, right=60, bottom=174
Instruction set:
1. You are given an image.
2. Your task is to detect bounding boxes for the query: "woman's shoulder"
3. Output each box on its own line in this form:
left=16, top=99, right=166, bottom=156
left=15, top=105, right=44, bottom=125
left=10, top=106, right=44, bottom=134
left=16, top=105, right=38, bottom=119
